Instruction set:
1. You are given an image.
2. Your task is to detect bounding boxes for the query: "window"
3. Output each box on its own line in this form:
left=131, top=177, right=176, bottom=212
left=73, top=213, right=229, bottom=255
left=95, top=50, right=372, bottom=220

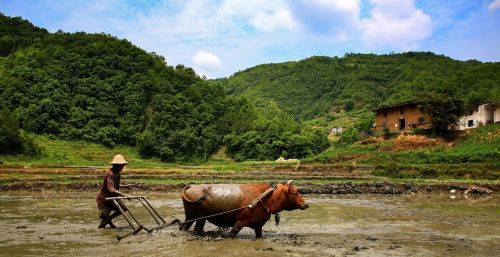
left=468, top=120, right=474, bottom=127
left=469, top=110, right=473, bottom=115
left=418, top=117, right=425, bottom=123
left=383, top=111, right=387, bottom=117
left=400, top=109, right=404, bottom=114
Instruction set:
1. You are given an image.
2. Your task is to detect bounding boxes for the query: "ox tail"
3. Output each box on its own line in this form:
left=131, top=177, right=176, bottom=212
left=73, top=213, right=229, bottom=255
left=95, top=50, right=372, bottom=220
left=181, top=185, right=209, bottom=204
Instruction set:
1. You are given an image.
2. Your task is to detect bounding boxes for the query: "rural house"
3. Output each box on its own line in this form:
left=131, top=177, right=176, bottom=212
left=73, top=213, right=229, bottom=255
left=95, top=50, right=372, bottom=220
left=329, top=127, right=344, bottom=135
left=373, top=102, right=432, bottom=133
left=458, top=102, right=500, bottom=130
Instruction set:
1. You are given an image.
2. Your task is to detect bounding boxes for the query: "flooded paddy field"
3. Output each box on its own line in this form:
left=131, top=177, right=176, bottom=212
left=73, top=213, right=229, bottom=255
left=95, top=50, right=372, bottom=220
left=0, top=192, right=499, bottom=257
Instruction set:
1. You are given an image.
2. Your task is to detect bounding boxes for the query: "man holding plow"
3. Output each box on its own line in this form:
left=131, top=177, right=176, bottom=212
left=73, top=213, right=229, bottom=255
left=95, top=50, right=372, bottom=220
left=96, top=154, right=133, bottom=229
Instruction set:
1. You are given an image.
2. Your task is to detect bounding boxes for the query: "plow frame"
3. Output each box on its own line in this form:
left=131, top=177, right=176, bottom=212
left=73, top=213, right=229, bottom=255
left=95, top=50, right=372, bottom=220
left=105, top=196, right=177, bottom=241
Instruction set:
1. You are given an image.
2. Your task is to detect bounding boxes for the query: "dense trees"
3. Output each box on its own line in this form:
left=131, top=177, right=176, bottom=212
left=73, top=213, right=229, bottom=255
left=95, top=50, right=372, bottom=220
left=0, top=109, right=40, bottom=155
left=219, top=53, right=499, bottom=122
left=0, top=13, right=329, bottom=161
left=2, top=13, right=497, bottom=161
left=223, top=119, right=329, bottom=161
left=0, top=29, right=248, bottom=161
left=416, top=93, right=465, bottom=133
left=0, top=13, right=48, bottom=56
left=0, top=13, right=232, bottom=161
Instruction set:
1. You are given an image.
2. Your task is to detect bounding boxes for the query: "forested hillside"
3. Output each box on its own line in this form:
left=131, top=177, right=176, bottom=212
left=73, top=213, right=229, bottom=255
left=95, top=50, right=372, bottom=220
left=218, top=53, right=500, bottom=121
left=3, top=13, right=497, bottom=163
left=0, top=13, right=243, bottom=161
left=0, top=13, right=328, bottom=161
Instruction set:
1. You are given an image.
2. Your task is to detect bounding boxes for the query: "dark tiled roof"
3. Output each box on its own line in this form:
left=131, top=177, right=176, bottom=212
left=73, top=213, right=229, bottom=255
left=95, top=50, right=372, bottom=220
left=373, top=101, right=418, bottom=111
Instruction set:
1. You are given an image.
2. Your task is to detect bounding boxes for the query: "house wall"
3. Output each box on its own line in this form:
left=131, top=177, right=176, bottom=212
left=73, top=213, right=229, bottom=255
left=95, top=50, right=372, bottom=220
left=494, top=107, right=500, bottom=123
left=375, top=105, right=431, bottom=133
left=458, top=103, right=496, bottom=130
left=329, top=127, right=343, bottom=135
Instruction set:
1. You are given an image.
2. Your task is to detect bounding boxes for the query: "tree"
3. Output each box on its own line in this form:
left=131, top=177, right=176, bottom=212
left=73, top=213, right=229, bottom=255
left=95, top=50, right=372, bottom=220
left=0, top=108, right=40, bottom=155
left=416, top=93, right=465, bottom=133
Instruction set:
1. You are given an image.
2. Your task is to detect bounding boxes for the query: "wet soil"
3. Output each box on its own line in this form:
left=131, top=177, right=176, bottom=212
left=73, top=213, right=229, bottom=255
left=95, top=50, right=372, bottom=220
left=0, top=192, right=498, bottom=257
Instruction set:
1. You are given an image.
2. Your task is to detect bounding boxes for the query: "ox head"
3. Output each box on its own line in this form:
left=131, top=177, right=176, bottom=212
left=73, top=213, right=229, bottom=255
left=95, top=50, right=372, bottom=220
left=281, top=180, right=309, bottom=211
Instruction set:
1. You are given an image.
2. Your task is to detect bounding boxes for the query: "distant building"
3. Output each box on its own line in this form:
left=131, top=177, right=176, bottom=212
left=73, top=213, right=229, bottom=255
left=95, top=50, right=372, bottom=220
left=329, top=127, right=344, bottom=135
left=458, top=102, right=500, bottom=130
left=329, top=106, right=344, bottom=115
left=373, top=102, right=432, bottom=133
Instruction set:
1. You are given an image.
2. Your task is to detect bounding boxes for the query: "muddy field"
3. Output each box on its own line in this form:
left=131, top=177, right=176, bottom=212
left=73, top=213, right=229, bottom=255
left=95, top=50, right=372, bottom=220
left=0, top=192, right=499, bottom=257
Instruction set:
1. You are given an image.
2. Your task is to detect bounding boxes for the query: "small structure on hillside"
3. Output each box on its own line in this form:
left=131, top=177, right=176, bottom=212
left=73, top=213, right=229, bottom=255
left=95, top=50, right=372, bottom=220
left=329, top=105, right=344, bottom=115
left=458, top=102, right=500, bottom=130
left=329, top=127, right=344, bottom=135
left=373, top=101, right=432, bottom=133
left=275, top=157, right=300, bottom=162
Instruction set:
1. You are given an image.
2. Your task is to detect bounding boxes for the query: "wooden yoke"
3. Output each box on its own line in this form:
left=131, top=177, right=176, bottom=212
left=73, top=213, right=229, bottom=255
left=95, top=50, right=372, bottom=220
left=248, top=187, right=275, bottom=209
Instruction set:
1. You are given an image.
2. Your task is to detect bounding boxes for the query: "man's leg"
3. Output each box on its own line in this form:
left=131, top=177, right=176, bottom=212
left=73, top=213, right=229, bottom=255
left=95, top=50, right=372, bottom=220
left=98, top=208, right=111, bottom=229
left=105, top=211, right=120, bottom=228
left=107, top=200, right=128, bottom=228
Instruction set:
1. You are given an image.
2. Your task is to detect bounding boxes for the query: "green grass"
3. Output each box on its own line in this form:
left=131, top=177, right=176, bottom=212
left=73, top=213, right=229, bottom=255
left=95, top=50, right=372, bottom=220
left=0, top=133, right=174, bottom=168
left=305, top=123, right=500, bottom=180
left=1, top=124, right=499, bottom=181
left=303, top=109, right=373, bottom=140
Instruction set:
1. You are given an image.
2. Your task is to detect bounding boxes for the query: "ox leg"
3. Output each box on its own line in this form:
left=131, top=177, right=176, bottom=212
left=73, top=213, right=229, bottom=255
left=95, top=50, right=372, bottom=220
left=179, top=215, right=195, bottom=231
left=254, top=226, right=263, bottom=238
left=228, top=222, right=244, bottom=238
left=194, top=219, right=206, bottom=235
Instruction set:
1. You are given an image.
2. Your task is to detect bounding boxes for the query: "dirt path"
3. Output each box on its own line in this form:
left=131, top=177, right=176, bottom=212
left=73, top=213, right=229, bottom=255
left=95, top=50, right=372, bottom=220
left=0, top=192, right=498, bottom=256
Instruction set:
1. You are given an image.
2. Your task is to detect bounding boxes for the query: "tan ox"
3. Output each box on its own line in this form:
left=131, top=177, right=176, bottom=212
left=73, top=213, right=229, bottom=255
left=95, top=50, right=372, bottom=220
left=179, top=181, right=308, bottom=238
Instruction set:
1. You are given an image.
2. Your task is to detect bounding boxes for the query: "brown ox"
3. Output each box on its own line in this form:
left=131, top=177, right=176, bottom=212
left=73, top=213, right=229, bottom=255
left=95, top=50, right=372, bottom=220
left=179, top=180, right=308, bottom=238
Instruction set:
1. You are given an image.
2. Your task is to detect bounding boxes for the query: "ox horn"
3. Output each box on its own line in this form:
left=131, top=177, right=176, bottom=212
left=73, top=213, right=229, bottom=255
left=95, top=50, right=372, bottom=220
left=286, top=180, right=294, bottom=185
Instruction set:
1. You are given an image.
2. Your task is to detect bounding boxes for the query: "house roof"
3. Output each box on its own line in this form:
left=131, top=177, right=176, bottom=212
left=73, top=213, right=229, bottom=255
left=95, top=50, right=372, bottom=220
left=373, top=101, right=418, bottom=112
left=464, top=101, right=497, bottom=110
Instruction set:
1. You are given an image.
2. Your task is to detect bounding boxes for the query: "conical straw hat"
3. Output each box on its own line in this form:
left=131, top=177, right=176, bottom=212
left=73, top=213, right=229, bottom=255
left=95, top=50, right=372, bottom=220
left=110, top=154, right=128, bottom=164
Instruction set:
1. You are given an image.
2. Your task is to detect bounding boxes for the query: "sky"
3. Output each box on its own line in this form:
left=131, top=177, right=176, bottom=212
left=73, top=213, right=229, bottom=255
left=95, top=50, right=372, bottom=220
left=1, top=0, right=499, bottom=78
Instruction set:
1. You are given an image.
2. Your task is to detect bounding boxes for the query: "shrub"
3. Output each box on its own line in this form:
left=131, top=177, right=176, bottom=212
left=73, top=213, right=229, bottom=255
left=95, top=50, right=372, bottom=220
left=0, top=109, right=41, bottom=155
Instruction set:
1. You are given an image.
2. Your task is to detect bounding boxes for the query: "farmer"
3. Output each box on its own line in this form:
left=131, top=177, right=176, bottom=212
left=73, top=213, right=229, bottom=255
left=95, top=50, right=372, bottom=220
left=96, top=154, right=133, bottom=229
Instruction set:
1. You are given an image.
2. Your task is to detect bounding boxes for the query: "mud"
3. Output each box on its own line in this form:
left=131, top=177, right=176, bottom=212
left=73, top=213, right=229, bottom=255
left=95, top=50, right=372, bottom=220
left=0, top=192, right=498, bottom=257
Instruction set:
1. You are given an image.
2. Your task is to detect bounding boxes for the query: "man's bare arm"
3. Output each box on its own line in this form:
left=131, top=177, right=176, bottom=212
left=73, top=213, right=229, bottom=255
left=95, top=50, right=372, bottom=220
left=107, top=177, right=129, bottom=197
left=120, top=183, right=134, bottom=189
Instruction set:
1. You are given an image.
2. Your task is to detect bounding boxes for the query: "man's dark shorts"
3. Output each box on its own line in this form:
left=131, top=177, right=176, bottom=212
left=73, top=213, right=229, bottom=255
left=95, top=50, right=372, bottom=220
left=98, top=199, right=128, bottom=219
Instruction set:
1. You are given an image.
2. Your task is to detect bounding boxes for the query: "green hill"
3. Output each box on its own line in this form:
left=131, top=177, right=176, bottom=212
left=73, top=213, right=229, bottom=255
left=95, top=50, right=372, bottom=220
left=0, top=13, right=49, bottom=56
left=218, top=53, right=500, bottom=122
left=2, top=13, right=497, bottom=164
left=0, top=13, right=251, bottom=161
left=0, top=13, right=329, bottom=162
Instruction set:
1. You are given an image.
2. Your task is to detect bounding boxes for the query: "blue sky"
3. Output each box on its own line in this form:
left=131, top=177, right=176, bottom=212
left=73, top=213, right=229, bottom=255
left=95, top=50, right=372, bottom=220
left=1, top=0, right=499, bottom=78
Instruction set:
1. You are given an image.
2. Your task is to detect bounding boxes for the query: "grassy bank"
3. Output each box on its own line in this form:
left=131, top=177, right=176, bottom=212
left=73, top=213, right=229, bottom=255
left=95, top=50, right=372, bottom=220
left=307, top=123, right=500, bottom=180
left=1, top=124, right=499, bottom=181
left=0, top=133, right=173, bottom=168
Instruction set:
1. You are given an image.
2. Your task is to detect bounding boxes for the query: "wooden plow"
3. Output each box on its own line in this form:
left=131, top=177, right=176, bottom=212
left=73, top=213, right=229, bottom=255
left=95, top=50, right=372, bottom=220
left=105, top=196, right=179, bottom=241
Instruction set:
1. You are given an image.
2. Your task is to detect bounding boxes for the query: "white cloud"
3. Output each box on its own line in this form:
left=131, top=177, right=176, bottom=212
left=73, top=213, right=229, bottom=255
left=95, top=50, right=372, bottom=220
left=21, top=0, right=499, bottom=78
left=312, top=0, right=360, bottom=13
left=362, top=0, right=432, bottom=50
left=287, top=0, right=431, bottom=49
left=288, top=0, right=361, bottom=38
left=250, top=8, right=297, bottom=32
left=192, top=50, right=222, bottom=70
left=489, top=0, right=500, bottom=11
